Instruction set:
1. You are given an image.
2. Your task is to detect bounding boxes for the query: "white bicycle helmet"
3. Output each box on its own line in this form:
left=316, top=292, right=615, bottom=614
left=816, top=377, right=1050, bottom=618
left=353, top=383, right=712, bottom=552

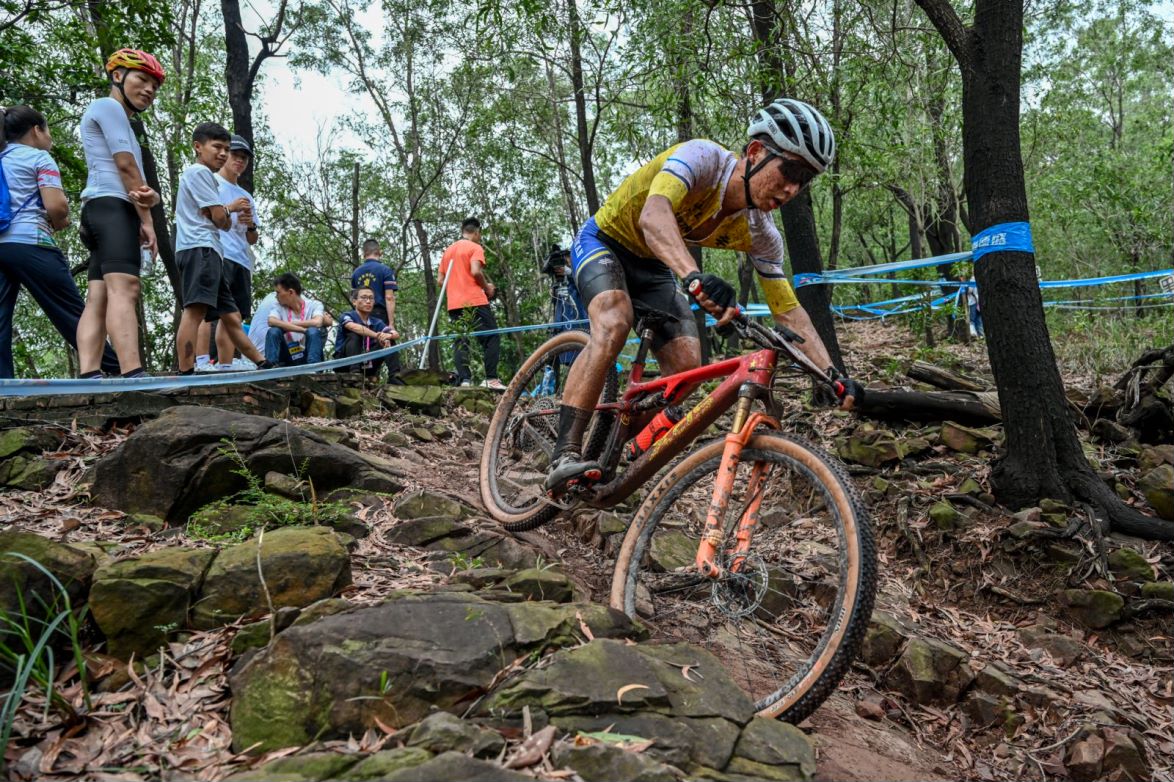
left=747, top=98, right=836, bottom=173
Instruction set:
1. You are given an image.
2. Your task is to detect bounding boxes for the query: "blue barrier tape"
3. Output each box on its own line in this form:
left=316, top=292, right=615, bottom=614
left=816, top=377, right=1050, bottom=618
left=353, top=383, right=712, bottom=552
left=971, top=222, right=1034, bottom=261
left=794, top=250, right=972, bottom=286
left=0, top=318, right=591, bottom=397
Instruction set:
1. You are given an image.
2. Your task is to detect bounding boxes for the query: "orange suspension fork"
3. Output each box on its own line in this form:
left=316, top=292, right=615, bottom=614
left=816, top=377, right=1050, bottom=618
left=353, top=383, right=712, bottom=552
left=695, top=390, right=778, bottom=579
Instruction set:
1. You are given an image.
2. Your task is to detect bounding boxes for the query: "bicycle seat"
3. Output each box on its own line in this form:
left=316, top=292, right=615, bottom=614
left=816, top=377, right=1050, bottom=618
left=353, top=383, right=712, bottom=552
left=634, top=309, right=678, bottom=333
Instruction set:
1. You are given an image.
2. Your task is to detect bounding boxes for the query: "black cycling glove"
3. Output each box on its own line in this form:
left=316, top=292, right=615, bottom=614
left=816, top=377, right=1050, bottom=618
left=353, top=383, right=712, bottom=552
left=682, top=272, right=737, bottom=311
left=827, top=366, right=866, bottom=407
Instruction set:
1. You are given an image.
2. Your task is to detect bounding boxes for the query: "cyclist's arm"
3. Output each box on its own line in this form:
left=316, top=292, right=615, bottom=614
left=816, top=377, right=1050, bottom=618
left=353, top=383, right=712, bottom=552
left=776, top=306, right=834, bottom=371
left=639, top=195, right=700, bottom=278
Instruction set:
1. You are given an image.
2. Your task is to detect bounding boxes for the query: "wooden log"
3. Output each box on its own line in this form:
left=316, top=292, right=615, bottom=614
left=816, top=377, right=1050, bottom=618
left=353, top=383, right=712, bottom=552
left=858, top=389, right=1001, bottom=425
left=905, top=360, right=988, bottom=392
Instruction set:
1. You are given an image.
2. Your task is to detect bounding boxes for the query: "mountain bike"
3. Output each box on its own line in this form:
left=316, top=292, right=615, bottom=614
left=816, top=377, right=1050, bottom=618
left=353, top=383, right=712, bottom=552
left=479, top=313, right=876, bottom=723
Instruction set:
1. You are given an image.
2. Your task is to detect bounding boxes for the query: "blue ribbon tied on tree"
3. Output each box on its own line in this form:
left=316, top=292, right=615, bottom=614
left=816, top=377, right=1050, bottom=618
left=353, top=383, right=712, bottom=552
left=971, top=221, right=1035, bottom=262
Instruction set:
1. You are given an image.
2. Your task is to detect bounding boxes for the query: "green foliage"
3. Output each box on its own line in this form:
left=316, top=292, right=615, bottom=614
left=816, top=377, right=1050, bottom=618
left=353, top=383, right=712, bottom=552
left=0, top=554, right=91, bottom=761
left=449, top=552, right=486, bottom=572
left=186, top=439, right=351, bottom=543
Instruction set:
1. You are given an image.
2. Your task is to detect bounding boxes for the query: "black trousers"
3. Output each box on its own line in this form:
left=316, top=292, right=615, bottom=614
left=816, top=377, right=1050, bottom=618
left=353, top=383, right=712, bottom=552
left=371, top=304, right=401, bottom=380
left=448, top=304, right=499, bottom=383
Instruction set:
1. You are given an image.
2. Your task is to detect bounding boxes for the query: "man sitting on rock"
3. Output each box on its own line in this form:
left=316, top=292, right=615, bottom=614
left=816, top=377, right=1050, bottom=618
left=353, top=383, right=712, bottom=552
left=266, top=272, right=325, bottom=367
left=334, top=286, right=394, bottom=377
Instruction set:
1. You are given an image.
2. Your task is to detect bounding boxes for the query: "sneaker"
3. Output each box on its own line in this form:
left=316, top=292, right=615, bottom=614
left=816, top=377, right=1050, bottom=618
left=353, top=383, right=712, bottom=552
left=543, top=452, right=603, bottom=495
left=459, top=380, right=473, bottom=388
left=194, top=361, right=218, bottom=373
left=481, top=378, right=507, bottom=391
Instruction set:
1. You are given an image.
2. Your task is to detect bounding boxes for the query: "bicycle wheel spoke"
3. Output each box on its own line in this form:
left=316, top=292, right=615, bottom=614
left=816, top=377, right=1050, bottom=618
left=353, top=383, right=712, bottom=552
left=616, top=435, right=875, bottom=720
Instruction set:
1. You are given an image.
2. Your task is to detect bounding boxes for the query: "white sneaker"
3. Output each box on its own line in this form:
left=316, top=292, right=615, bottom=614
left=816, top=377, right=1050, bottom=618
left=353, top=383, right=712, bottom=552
left=481, top=378, right=507, bottom=391
left=194, top=361, right=218, bottom=373
left=459, top=380, right=472, bottom=387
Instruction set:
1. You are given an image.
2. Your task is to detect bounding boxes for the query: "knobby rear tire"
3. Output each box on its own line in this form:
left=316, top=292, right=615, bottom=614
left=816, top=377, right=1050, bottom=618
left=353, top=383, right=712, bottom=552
left=609, top=432, right=876, bottom=723
left=480, top=330, right=617, bottom=532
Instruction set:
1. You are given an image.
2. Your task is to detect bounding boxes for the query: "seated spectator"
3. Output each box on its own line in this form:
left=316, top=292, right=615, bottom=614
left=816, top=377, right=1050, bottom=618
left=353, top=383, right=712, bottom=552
left=334, top=286, right=394, bottom=376
left=248, top=287, right=278, bottom=354
left=265, top=272, right=324, bottom=366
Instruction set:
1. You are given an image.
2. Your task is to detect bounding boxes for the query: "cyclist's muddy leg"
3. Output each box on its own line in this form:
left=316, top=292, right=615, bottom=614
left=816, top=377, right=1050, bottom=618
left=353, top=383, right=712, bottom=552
left=653, top=335, right=703, bottom=398
left=562, top=289, right=633, bottom=411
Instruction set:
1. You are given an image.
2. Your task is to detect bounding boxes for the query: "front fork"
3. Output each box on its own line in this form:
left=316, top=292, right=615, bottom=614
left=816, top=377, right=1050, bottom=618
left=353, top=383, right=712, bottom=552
left=695, top=387, right=778, bottom=579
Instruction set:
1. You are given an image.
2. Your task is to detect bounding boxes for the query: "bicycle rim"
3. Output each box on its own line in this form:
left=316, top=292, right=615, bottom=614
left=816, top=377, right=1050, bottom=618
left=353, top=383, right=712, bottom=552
left=610, top=432, right=876, bottom=722
left=479, top=330, right=616, bottom=530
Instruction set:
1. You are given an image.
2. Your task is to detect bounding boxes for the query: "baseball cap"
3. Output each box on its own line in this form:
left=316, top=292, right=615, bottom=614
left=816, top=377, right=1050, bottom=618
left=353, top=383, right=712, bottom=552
left=229, top=135, right=253, bottom=155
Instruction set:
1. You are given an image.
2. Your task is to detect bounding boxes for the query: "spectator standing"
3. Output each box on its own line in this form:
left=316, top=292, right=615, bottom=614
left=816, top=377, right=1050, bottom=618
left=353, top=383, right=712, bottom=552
left=75, top=49, right=166, bottom=378
left=965, top=275, right=984, bottom=337
left=351, top=238, right=401, bottom=381
left=173, top=122, right=268, bottom=373
left=439, top=217, right=504, bottom=390
left=266, top=272, right=325, bottom=366
left=195, top=134, right=258, bottom=370
left=0, top=106, right=118, bottom=378
left=334, top=286, right=394, bottom=376
left=542, top=242, right=585, bottom=374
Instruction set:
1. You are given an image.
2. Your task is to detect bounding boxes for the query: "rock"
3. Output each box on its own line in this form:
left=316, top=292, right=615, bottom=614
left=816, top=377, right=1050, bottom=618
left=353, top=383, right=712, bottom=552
left=1138, top=464, right=1174, bottom=520
left=380, top=385, right=445, bottom=416
left=338, top=748, right=434, bottom=780
left=1038, top=498, right=1069, bottom=514
left=190, top=503, right=260, bottom=539
left=387, top=516, right=470, bottom=547
left=928, top=500, right=965, bottom=530
left=394, top=490, right=469, bottom=522
left=1011, top=507, right=1042, bottom=524
left=229, top=593, right=641, bottom=752
left=302, top=394, right=336, bottom=419
left=0, top=426, right=61, bottom=459
left=972, top=662, right=1021, bottom=697
left=428, top=529, right=542, bottom=571
left=550, top=742, right=679, bottom=782
left=859, top=611, right=909, bottom=667
left=0, top=530, right=95, bottom=618
left=429, top=424, right=452, bottom=440
left=1138, top=445, right=1174, bottom=471
left=1017, top=627, right=1082, bottom=668
left=962, top=692, right=1013, bottom=728
left=1107, top=548, right=1154, bottom=582
left=193, top=527, right=351, bottom=630
left=729, top=717, right=815, bottom=780
left=88, top=547, right=216, bottom=659
left=335, top=395, right=364, bottom=419
left=1064, top=734, right=1104, bottom=782
left=883, top=636, right=974, bottom=706
left=1058, top=589, right=1124, bottom=629
left=459, top=396, right=498, bottom=417
left=835, top=429, right=903, bottom=467
left=1140, top=581, right=1174, bottom=601
left=91, top=407, right=404, bottom=522
left=940, top=422, right=998, bottom=454
left=223, top=751, right=360, bottom=781
left=552, top=712, right=740, bottom=772
left=264, top=472, right=306, bottom=500
left=405, top=712, right=504, bottom=757
left=956, top=477, right=982, bottom=495
left=382, top=431, right=410, bottom=448
left=500, top=568, right=574, bottom=603
left=450, top=568, right=514, bottom=589
left=125, top=513, right=167, bottom=532
left=648, top=529, right=697, bottom=572
left=1091, top=419, right=1132, bottom=444
left=408, top=427, right=435, bottom=442
left=1100, top=727, right=1149, bottom=781
left=0, top=454, right=67, bottom=490
left=376, top=752, right=530, bottom=782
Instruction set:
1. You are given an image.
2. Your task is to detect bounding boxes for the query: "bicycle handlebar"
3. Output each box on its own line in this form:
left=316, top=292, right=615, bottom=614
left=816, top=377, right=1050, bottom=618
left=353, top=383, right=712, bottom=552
left=729, top=311, right=834, bottom=387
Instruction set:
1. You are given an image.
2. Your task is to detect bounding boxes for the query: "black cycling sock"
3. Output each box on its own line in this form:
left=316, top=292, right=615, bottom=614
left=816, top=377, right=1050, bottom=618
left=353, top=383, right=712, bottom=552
left=553, top=405, right=593, bottom=460
left=121, top=367, right=146, bottom=378
left=79, top=370, right=102, bottom=379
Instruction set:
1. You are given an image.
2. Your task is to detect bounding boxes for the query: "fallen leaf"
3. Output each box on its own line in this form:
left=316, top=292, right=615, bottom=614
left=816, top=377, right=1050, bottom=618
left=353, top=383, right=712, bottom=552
left=855, top=698, right=886, bottom=721
left=504, top=724, right=556, bottom=769
left=616, top=683, right=649, bottom=705
left=60, top=517, right=82, bottom=533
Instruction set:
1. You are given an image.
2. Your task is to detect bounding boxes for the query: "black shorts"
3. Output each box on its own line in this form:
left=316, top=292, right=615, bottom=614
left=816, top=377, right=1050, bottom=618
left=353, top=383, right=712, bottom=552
left=81, top=197, right=142, bottom=280
left=221, top=259, right=252, bottom=320
left=573, top=227, right=697, bottom=351
left=177, top=247, right=238, bottom=317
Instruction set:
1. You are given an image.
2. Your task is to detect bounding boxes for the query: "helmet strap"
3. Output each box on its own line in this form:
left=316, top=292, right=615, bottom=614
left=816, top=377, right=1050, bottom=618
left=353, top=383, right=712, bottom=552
left=742, top=151, right=776, bottom=212
left=113, top=73, right=147, bottom=115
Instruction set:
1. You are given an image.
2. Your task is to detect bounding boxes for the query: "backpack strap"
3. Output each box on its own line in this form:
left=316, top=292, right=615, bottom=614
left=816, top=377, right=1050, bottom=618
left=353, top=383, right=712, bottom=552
left=0, top=148, right=46, bottom=219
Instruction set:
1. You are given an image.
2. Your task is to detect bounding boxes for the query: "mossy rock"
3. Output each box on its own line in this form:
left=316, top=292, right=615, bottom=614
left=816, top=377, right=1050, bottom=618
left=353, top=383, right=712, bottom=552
left=551, top=742, right=680, bottom=782
left=1138, top=465, right=1174, bottom=520
left=1107, top=548, right=1154, bottom=582
left=0, top=454, right=68, bottom=490
left=382, top=431, right=411, bottom=448
left=338, top=748, right=434, bottom=780
left=1140, top=581, right=1174, bottom=601
left=860, top=610, right=909, bottom=667
left=223, top=751, right=360, bottom=781
left=0, top=530, right=95, bottom=621
left=1058, top=589, right=1124, bottom=629
left=649, top=529, right=697, bottom=572
left=500, top=568, right=574, bottom=603
left=730, top=717, right=815, bottom=780
left=405, top=712, right=504, bottom=757
left=394, top=490, right=469, bottom=521
left=928, top=500, right=965, bottom=530
left=883, top=635, right=974, bottom=706
left=939, top=422, right=998, bottom=455
left=0, top=427, right=61, bottom=459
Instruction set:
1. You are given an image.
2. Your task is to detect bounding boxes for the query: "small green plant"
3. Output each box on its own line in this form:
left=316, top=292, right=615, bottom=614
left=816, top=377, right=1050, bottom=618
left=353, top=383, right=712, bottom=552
left=186, top=438, right=353, bottom=542
left=0, top=554, right=91, bottom=760
left=448, top=552, right=485, bottom=571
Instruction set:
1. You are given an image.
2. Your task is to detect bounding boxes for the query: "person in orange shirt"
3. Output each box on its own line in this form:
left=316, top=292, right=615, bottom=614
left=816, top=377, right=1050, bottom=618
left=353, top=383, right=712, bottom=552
left=439, top=217, right=504, bottom=389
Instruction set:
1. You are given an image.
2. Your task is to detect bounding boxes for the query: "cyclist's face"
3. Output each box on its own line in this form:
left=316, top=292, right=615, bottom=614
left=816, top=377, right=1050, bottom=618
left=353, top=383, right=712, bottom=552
left=747, top=142, right=814, bottom=210
left=118, top=70, right=160, bottom=108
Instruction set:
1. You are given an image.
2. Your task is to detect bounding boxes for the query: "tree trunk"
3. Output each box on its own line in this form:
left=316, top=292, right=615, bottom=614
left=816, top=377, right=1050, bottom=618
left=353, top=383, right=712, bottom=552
left=568, top=0, right=599, bottom=213
left=914, top=0, right=1172, bottom=540
left=221, top=0, right=255, bottom=192
left=414, top=219, right=440, bottom=371
left=131, top=119, right=182, bottom=312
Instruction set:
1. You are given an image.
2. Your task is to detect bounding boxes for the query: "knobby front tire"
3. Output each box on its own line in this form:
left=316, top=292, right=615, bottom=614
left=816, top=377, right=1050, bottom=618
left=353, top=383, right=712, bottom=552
left=479, top=330, right=617, bottom=532
left=610, top=432, right=876, bottom=723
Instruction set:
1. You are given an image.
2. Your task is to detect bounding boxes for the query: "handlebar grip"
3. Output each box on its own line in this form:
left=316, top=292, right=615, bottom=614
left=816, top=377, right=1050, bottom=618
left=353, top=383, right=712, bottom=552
left=687, top=279, right=701, bottom=295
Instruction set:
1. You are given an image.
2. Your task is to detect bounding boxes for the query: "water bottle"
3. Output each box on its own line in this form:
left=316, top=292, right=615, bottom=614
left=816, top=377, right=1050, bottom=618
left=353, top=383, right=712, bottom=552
left=540, top=365, right=556, bottom=396
left=140, top=244, right=155, bottom=276
left=626, top=406, right=684, bottom=461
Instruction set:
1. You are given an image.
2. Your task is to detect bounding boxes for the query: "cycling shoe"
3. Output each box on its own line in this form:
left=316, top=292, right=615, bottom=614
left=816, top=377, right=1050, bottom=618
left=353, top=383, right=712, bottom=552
left=544, top=453, right=602, bottom=496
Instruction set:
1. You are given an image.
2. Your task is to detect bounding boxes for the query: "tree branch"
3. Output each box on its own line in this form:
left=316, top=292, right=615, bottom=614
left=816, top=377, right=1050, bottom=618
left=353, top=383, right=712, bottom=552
left=911, top=0, right=969, bottom=69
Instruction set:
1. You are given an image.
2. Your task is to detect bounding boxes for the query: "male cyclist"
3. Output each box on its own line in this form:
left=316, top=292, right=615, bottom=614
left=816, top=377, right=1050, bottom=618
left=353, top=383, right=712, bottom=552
left=545, top=98, right=863, bottom=495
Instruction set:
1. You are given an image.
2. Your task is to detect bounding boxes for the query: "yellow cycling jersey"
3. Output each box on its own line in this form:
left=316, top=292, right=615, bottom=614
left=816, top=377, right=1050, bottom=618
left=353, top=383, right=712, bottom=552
left=593, top=139, right=800, bottom=315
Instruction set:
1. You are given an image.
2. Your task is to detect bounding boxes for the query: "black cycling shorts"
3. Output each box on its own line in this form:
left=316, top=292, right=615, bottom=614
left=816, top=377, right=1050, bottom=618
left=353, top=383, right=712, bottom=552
left=572, top=220, right=697, bottom=351
left=81, top=197, right=142, bottom=280
left=221, top=258, right=252, bottom=320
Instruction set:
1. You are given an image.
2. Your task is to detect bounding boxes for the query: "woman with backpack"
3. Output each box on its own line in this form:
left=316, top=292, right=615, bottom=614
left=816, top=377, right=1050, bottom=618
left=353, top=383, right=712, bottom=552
left=0, top=105, right=116, bottom=379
